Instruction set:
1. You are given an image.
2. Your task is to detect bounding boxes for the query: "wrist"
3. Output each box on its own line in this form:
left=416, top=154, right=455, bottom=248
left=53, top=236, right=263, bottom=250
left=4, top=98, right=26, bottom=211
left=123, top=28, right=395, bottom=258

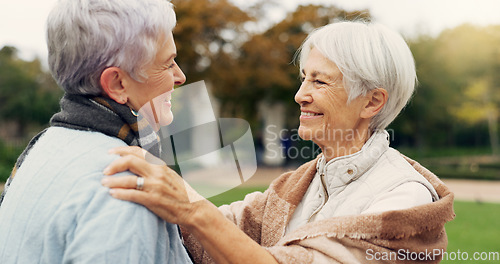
left=183, top=199, right=219, bottom=233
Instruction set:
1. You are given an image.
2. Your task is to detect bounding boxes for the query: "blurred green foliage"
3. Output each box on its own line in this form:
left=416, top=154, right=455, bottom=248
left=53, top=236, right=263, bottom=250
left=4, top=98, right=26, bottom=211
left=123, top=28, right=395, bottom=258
left=0, top=46, right=62, bottom=137
left=0, top=46, right=62, bottom=182
left=397, top=24, right=500, bottom=153
left=0, top=140, right=22, bottom=182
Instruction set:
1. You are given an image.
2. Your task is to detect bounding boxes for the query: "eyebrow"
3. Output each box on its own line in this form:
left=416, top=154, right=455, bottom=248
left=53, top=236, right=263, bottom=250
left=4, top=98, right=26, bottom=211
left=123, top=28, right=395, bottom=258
left=301, top=69, right=335, bottom=80
left=164, top=53, right=177, bottom=64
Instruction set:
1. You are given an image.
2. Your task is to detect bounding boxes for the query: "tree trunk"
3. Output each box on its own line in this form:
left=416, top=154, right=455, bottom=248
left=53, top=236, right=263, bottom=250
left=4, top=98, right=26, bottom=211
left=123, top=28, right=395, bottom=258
left=487, top=109, right=499, bottom=156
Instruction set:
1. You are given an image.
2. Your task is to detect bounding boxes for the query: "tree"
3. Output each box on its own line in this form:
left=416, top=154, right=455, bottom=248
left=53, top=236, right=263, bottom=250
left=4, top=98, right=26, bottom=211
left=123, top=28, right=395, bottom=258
left=439, top=25, right=500, bottom=155
left=232, top=5, right=371, bottom=125
left=172, top=0, right=252, bottom=82
left=171, top=1, right=370, bottom=124
left=453, top=79, right=499, bottom=154
left=392, top=24, right=500, bottom=155
left=393, top=34, right=459, bottom=149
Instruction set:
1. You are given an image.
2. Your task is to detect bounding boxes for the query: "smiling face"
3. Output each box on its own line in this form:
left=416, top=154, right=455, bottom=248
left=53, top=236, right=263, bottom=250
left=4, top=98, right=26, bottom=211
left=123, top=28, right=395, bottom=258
left=295, top=48, right=369, bottom=155
left=124, top=32, right=186, bottom=130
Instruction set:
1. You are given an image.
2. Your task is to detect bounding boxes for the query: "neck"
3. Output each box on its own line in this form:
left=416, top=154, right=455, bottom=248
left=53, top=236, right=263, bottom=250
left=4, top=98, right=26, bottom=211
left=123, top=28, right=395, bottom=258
left=320, top=129, right=371, bottom=161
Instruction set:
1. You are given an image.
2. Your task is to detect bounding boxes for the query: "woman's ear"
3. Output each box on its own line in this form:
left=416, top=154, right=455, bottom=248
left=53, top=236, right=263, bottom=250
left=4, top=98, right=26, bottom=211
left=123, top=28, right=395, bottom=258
left=360, top=88, right=388, bottom=119
left=100, top=67, right=128, bottom=104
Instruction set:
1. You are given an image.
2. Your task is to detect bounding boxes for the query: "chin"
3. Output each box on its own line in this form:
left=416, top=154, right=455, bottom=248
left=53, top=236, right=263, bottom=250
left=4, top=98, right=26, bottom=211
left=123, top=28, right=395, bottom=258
left=158, top=105, right=173, bottom=126
left=159, top=114, right=173, bottom=127
left=298, top=126, right=314, bottom=141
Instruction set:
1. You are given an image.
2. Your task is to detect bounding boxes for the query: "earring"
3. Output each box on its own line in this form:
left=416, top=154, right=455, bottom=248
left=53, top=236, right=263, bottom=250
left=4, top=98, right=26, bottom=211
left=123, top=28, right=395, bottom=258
left=130, top=108, right=139, bottom=117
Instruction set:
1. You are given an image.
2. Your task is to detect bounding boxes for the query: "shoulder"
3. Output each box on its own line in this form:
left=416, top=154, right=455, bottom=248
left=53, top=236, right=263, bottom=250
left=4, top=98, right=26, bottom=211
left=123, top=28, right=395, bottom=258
left=5, top=127, right=141, bottom=226
left=40, top=126, right=127, bottom=152
left=1, top=127, right=189, bottom=262
left=362, top=182, right=433, bottom=214
left=376, top=148, right=419, bottom=172
left=370, top=148, right=433, bottom=186
left=268, top=158, right=318, bottom=206
left=22, top=127, right=134, bottom=208
left=6, top=127, right=132, bottom=218
left=363, top=147, right=438, bottom=201
left=24, top=127, right=126, bottom=173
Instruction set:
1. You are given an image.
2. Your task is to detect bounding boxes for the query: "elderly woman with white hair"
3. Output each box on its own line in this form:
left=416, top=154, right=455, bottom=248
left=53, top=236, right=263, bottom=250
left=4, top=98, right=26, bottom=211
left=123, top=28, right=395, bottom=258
left=102, top=21, right=455, bottom=263
left=0, top=0, right=192, bottom=263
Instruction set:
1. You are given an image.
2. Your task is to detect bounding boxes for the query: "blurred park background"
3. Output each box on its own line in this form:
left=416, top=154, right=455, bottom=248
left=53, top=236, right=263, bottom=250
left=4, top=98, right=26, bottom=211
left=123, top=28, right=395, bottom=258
left=1, top=0, right=499, bottom=262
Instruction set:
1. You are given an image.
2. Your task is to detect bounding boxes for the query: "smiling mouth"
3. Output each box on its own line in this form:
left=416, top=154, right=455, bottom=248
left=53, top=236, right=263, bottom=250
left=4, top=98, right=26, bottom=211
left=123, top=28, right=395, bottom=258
left=162, top=95, right=171, bottom=106
left=301, top=111, right=323, bottom=117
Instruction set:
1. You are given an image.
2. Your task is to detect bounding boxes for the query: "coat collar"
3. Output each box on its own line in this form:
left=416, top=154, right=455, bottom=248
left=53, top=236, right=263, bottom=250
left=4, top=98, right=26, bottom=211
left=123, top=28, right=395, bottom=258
left=316, top=130, right=390, bottom=191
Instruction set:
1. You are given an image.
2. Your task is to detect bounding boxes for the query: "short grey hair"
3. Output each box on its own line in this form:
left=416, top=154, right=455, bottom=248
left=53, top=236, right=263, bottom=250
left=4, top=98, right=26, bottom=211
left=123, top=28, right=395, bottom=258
left=298, top=21, right=417, bottom=131
left=47, top=0, right=176, bottom=95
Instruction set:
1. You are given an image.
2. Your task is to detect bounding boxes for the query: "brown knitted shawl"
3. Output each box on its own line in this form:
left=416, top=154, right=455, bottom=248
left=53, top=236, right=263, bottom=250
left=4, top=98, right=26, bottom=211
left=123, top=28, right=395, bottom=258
left=183, top=154, right=455, bottom=264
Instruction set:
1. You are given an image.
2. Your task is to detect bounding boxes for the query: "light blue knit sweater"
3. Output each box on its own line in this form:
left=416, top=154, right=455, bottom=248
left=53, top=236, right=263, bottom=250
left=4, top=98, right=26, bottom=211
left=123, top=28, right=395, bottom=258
left=0, top=127, right=192, bottom=263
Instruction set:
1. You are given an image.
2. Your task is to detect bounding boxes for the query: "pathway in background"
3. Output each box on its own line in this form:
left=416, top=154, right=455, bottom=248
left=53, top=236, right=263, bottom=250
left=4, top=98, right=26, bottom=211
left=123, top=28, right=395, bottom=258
left=442, top=179, right=500, bottom=203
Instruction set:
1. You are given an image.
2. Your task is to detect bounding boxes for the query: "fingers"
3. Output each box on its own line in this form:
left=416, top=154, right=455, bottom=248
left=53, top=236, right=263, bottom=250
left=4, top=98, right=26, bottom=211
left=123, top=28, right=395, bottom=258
left=109, top=146, right=146, bottom=159
left=102, top=176, right=161, bottom=207
left=104, top=155, right=151, bottom=177
left=108, top=188, right=152, bottom=207
left=101, top=175, right=138, bottom=190
left=109, top=146, right=166, bottom=166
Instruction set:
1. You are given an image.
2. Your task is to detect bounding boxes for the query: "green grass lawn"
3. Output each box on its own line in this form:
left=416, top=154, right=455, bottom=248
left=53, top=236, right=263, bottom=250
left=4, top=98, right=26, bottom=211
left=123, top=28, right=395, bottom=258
left=209, top=187, right=500, bottom=263
left=208, top=186, right=267, bottom=207
left=443, top=201, right=500, bottom=264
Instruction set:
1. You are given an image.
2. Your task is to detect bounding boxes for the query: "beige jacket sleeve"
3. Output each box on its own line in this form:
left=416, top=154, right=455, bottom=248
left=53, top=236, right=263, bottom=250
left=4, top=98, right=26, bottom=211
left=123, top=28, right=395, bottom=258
left=181, top=190, right=270, bottom=263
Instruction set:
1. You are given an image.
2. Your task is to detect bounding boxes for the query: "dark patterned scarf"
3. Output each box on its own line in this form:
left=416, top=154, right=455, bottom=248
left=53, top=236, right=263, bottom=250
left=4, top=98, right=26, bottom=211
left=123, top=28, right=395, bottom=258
left=0, top=93, right=160, bottom=205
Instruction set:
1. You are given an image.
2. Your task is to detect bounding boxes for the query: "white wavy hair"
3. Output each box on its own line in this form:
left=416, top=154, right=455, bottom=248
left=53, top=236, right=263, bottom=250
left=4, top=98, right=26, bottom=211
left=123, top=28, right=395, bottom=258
left=47, top=0, right=176, bottom=95
left=298, top=21, right=417, bottom=131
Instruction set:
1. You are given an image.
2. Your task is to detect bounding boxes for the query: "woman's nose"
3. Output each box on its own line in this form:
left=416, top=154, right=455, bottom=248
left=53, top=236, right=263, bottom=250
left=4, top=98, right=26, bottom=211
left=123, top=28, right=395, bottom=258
left=294, top=82, right=312, bottom=105
left=174, top=64, right=186, bottom=86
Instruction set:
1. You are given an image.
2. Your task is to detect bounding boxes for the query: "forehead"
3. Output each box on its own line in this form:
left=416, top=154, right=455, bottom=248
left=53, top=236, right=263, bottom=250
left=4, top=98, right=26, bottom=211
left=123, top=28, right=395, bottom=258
left=302, top=48, right=342, bottom=80
left=155, top=32, right=176, bottom=62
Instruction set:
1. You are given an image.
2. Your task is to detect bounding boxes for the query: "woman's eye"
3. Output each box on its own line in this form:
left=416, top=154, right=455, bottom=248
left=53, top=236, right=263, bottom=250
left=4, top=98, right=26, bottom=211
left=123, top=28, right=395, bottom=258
left=299, top=76, right=327, bottom=85
left=164, top=61, right=176, bottom=70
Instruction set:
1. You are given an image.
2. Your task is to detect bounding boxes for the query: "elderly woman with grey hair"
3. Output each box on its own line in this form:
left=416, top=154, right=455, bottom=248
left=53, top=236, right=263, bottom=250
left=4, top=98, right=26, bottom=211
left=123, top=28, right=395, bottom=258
left=0, top=0, right=192, bottom=263
left=102, top=21, right=455, bottom=263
